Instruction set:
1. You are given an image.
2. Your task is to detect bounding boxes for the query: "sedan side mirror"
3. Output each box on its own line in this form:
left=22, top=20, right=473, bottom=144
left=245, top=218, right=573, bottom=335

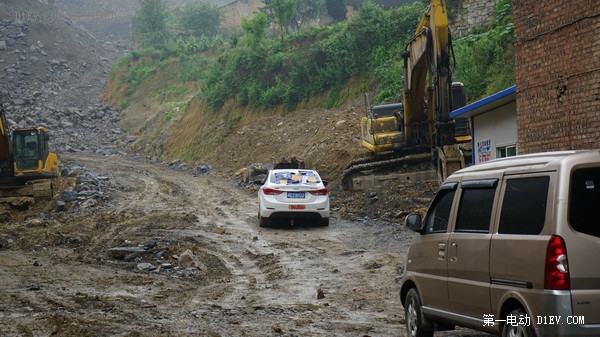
left=405, top=214, right=425, bottom=233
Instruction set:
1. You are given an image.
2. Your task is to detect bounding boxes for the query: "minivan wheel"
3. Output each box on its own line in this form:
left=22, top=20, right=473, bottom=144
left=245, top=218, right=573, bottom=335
left=502, top=308, right=536, bottom=337
left=405, top=288, right=433, bottom=337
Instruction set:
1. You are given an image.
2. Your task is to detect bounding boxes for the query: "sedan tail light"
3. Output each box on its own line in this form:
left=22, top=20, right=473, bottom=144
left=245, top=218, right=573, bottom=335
left=263, top=187, right=283, bottom=195
left=309, top=188, right=328, bottom=196
left=544, top=235, right=570, bottom=290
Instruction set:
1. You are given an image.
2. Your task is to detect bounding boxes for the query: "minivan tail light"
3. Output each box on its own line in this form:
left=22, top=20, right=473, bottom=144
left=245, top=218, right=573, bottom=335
left=544, top=235, right=570, bottom=290
left=263, top=187, right=283, bottom=195
left=309, top=188, right=328, bottom=196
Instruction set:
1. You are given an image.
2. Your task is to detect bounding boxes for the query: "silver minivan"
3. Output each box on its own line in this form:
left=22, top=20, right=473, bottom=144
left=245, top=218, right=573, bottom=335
left=399, top=150, right=600, bottom=337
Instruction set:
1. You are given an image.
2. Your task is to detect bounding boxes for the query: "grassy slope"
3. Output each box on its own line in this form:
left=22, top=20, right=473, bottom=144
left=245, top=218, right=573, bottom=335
left=105, top=58, right=372, bottom=179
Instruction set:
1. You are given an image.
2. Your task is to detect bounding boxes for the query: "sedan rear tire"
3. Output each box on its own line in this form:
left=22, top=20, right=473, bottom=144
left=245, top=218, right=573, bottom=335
left=259, top=216, right=270, bottom=227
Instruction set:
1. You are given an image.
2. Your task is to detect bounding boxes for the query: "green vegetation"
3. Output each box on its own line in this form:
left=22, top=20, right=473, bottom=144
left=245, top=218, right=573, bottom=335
left=241, top=12, right=270, bottom=48
left=132, top=0, right=170, bottom=48
left=132, top=0, right=223, bottom=49
left=453, top=0, right=514, bottom=101
left=114, top=0, right=515, bottom=112
left=204, top=1, right=428, bottom=110
left=176, top=1, right=222, bottom=39
left=164, top=102, right=186, bottom=122
left=119, top=55, right=168, bottom=96
left=267, top=0, right=298, bottom=41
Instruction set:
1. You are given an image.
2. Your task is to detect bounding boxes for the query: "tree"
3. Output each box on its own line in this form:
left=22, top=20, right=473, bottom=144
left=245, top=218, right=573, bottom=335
left=325, top=0, right=346, bottom=22
left=293, top=0, right=325, bottom=29
left=242, top=12, right=270, bottom=48
left=132, top=0, right=170, bottom=48
left=270, top=0, right=297, bottom=41
left=179, top=1, right=222, bottom=39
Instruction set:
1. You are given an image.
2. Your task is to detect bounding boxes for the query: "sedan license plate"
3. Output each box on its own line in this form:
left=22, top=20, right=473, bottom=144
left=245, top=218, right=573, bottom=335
left=289, top=205, right=305, bottom=210
left=287, top=192, right=305, bottom=199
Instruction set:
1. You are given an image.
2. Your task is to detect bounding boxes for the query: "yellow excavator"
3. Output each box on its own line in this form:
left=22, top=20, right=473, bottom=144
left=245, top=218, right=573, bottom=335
left=344, top=0, right=471, bottom=191
left=0, top=108, right=59, bottom=199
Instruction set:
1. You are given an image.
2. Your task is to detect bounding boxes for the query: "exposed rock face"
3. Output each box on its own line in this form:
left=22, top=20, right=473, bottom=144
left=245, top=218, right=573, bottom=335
left=452, top=0, right=495, bottom=36
left=0, top=11, right=131, bottom=156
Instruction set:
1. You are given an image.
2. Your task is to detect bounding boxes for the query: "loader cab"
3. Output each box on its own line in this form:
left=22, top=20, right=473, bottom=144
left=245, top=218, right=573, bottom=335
left=360, top=102, right=406, bottom=152
left=12, top=127, right=56, bottom=176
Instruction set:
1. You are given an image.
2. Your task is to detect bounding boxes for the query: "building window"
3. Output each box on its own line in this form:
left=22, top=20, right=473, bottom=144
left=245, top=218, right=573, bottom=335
left=497, top=144, right=517, bottom=158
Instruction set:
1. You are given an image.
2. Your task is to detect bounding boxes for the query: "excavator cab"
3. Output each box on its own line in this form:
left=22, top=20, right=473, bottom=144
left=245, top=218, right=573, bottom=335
left=12, top=127, right=59, bottom=178
left=360, top=102, right=405, bottom=152
left=451, top=82, right=471, bottom=143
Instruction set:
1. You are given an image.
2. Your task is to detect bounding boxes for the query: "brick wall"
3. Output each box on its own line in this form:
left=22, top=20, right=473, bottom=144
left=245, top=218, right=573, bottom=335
left=514, top=0, right=600, bottom=153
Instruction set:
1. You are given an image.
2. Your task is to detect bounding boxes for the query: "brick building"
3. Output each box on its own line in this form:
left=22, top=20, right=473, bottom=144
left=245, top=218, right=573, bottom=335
left=514, top=0, right=600, bottom=153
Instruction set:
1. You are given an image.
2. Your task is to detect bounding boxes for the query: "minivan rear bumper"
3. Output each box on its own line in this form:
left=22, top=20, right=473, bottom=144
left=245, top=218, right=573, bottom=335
left=536, top=290, right=600, bottom=336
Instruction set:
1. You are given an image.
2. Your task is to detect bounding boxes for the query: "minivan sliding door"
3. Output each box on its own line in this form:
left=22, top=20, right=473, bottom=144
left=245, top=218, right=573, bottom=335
left=447, top=179, right=498, bottom=319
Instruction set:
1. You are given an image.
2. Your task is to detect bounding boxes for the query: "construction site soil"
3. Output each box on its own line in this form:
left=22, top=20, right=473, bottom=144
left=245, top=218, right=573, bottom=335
left=0, top=1, right=490, bottom=336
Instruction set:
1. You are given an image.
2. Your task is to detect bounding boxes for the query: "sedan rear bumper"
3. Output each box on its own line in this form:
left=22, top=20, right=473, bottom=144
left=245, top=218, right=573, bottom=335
left=266, top=211, right=327, bottom=220
left=259, top=196, right=329, bottom=219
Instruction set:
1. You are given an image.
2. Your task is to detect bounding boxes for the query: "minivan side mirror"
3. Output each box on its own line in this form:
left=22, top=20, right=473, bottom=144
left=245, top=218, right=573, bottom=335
left=405, top=214, right=425, bottom=233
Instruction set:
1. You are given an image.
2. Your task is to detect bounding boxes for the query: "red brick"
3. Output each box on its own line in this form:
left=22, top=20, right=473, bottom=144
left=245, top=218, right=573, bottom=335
left=515, top=0, right=600, bottom=152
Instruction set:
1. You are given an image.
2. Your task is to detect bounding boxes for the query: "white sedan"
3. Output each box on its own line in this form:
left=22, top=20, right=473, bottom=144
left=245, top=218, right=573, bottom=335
left=258, top=169, right=330, bottom=227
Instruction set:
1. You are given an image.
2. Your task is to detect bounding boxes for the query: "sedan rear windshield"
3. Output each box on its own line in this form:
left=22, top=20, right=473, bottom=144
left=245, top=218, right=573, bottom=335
left=570, top=167, right=600, bottom=238
left=271, top=170, right=321, bottom=185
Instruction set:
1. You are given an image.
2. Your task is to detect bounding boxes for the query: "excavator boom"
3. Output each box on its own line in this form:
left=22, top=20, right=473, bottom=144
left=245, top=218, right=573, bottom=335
left=346, top=0, right=470, bottom=191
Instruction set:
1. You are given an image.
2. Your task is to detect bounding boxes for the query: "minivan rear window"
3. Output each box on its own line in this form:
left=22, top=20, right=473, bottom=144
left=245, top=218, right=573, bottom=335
left=570, top=167, right=600, bottom=238
left=499, top=176, right=549, bottom=235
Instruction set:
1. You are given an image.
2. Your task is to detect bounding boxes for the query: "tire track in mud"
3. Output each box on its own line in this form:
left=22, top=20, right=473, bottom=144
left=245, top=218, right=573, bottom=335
left=1, top=154, right=490, bottom=336
left=76, top=154, right=407, bottom=335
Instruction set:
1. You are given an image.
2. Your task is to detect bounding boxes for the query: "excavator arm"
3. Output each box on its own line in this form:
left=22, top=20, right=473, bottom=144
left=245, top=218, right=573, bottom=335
left=401, top=0, right=454, bottom=149
left=0, top=109, right=15, bottom=177
left=401, top=0, right=467, bottom=180
left=346, top=0, right=469, bottom=190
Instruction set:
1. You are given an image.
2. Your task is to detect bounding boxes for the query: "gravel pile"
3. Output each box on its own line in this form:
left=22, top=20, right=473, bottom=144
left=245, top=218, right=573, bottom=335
left=0, top=15, right=132, bottom=156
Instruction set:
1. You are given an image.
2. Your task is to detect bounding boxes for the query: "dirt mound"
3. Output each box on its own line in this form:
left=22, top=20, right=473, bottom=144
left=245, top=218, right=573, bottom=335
left=204, top=101, right=369, bottom=180
left=202, top=99, right=438, bottom=222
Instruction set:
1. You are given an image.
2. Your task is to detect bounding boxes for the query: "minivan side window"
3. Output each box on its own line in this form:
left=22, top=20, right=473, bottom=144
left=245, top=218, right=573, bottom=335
left=424, top=185, right=457, bottom=233
left=570, top=167, right=600, bottom=238
left=455, top=179, right=497, bottom=233
left=499, top=176, right=549, bottom=235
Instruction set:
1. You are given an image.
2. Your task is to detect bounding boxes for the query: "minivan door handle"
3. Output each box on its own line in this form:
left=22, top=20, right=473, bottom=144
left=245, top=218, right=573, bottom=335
left=450, top=242, right=458, bottom=262
left=438, top=242, right=446, bottom=260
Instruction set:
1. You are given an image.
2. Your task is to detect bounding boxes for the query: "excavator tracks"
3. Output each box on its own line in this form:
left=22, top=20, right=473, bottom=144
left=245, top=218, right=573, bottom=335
left=342, top=152, right=438, bottom=191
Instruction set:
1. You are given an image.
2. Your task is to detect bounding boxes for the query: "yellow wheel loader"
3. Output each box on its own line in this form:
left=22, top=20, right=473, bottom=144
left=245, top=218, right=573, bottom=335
left=0, top=108, right=59, bottom=199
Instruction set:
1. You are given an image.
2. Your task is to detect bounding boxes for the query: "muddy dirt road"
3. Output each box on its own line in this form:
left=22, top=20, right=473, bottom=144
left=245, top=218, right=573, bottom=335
left=0, top=154, right=491, bottom=337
